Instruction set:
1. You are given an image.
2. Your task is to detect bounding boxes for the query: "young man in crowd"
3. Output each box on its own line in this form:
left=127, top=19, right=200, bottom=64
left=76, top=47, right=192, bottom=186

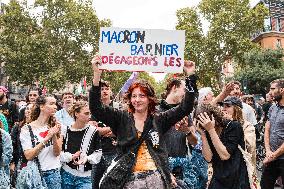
left=18, top=86, right=41, bottom=122
left=91, top=80, right=118, bottom=189
left=159, top=62, right=199, bottom=188
left=55, top=91, right=75, bottom=127
left=261, top=79, right=284, bottom=189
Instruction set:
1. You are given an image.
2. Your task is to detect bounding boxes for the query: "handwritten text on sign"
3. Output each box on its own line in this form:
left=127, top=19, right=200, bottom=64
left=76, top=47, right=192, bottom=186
left=99, top=27, right=185, bottom=73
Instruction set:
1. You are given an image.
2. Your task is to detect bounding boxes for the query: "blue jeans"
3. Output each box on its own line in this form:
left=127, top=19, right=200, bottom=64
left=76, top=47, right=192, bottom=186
left=61, top=168, right=92, bottom=189
left=42, top=168, right=61, bottom=189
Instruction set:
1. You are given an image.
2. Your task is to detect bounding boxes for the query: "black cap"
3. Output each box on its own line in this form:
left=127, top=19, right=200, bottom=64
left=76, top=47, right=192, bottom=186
left=218, top=96, right=243, bottom=108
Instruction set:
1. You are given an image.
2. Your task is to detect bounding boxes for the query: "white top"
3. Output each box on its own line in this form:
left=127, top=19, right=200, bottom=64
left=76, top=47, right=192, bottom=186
left=20, top=125, right=61, bottom=171
left=242, top=102, right=257, bottom=126
left=55, top=108, right=74, bottom=127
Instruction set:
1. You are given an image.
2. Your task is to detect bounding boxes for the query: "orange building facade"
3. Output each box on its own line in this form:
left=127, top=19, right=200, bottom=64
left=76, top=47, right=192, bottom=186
left=223, top=1, right=284, bottom=77
left=252, top=1, right=284, bottom=49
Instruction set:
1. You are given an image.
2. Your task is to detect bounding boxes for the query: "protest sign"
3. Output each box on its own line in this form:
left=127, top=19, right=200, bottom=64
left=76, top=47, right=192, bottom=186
left=99, top=27, right=185, bottom=73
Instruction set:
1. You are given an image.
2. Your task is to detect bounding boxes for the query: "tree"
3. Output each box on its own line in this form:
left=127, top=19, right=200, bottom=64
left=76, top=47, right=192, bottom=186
left=101, top=71, right=132, bottom=95
left=0, top=0, right=104, bottom=91
left=234, top=48, right=284, bottom=95
left=175, top=0, right=269, bottom=91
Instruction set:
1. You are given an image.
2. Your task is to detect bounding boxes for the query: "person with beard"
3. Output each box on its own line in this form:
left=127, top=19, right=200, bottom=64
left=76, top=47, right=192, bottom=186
left=55, top=91, right=75, bottom=127
left=261, top=79, right=284, bottom=189
left=91, top=80, right=119, bottom=189
left=159, top=77, right=198, bottom=188
left=0, top=86, right=19, bottom=132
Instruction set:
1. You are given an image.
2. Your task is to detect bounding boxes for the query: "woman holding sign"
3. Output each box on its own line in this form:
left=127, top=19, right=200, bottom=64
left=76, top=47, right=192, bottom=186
left=89, top=55, right=197, bottom=189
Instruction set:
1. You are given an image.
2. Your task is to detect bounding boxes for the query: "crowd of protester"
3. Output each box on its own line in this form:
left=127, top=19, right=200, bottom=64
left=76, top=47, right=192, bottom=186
left=0, top=55, right=283, bottom=189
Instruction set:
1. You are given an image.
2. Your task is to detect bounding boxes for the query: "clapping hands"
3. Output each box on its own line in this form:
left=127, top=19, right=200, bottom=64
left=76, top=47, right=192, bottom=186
left=73, top=152, right=88, bottom=165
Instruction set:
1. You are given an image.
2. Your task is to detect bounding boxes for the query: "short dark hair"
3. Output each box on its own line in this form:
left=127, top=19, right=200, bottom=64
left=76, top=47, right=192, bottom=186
left=162, top=78, right=183, bottom=99
left=26, top=86, right=41, bottom=102
left=62, top=92, right=74, bottom=99
left=75, top=95, right=88, bottom=102
left=101, top=80, right=110, bottom=88
left=271, top=79, right=284, bottom=89
left=231, top=80, right=241, bottom=87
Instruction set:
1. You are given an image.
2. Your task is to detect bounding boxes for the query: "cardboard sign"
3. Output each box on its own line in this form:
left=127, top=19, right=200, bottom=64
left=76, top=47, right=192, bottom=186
left=99, top=27, right=185, bottom=73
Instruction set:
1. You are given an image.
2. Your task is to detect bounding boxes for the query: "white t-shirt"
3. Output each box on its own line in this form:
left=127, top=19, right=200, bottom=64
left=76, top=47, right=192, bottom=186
left=20, top=125, right=61, bottom=171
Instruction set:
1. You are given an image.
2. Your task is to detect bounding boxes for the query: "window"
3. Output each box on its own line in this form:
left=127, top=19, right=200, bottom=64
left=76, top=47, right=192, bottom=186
left=276, top=39, right=282, bottom=48
left=264, top=17, right=271, bottom=31
left=276, top=17, right=281, bottom=31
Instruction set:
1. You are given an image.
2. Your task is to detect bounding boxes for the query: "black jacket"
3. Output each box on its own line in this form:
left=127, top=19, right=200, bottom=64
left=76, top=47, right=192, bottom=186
left=89, top=77, right=196, bottom=189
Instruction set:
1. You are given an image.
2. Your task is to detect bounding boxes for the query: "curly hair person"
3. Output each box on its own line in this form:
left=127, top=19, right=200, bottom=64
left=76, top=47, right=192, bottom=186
left=68, top=101, right=88, bottom=121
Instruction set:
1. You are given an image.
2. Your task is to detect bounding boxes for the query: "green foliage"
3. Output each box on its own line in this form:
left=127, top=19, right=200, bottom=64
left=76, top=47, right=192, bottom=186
left=100, top=71, right=161, bottom=99
left=175, top=0, right=269, bottom=91
left=138, top=72, right=165, bottom=99
left=0, top=0, right=103, bottom=92
left=101, top=71, right=132, bottom=95
left=234, top=48, right=284, bottom=95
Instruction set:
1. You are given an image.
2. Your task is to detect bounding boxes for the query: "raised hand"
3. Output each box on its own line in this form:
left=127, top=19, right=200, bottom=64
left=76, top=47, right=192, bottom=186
left=91, top=53, right=103, bottom=85
left=183, top=60, right=195, bottom=76
left=91, top=53, right=102, bottom=74
left=222, top=82, right=235, bottom=96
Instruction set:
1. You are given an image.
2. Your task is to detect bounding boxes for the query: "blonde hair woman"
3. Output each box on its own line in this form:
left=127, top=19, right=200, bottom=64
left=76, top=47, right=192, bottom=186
left=60, top=101, right=102, bottom=189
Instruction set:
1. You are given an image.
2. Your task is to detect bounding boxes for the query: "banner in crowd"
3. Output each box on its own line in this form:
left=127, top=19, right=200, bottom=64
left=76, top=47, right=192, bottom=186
left=99, top=27, right=185, bottom=73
